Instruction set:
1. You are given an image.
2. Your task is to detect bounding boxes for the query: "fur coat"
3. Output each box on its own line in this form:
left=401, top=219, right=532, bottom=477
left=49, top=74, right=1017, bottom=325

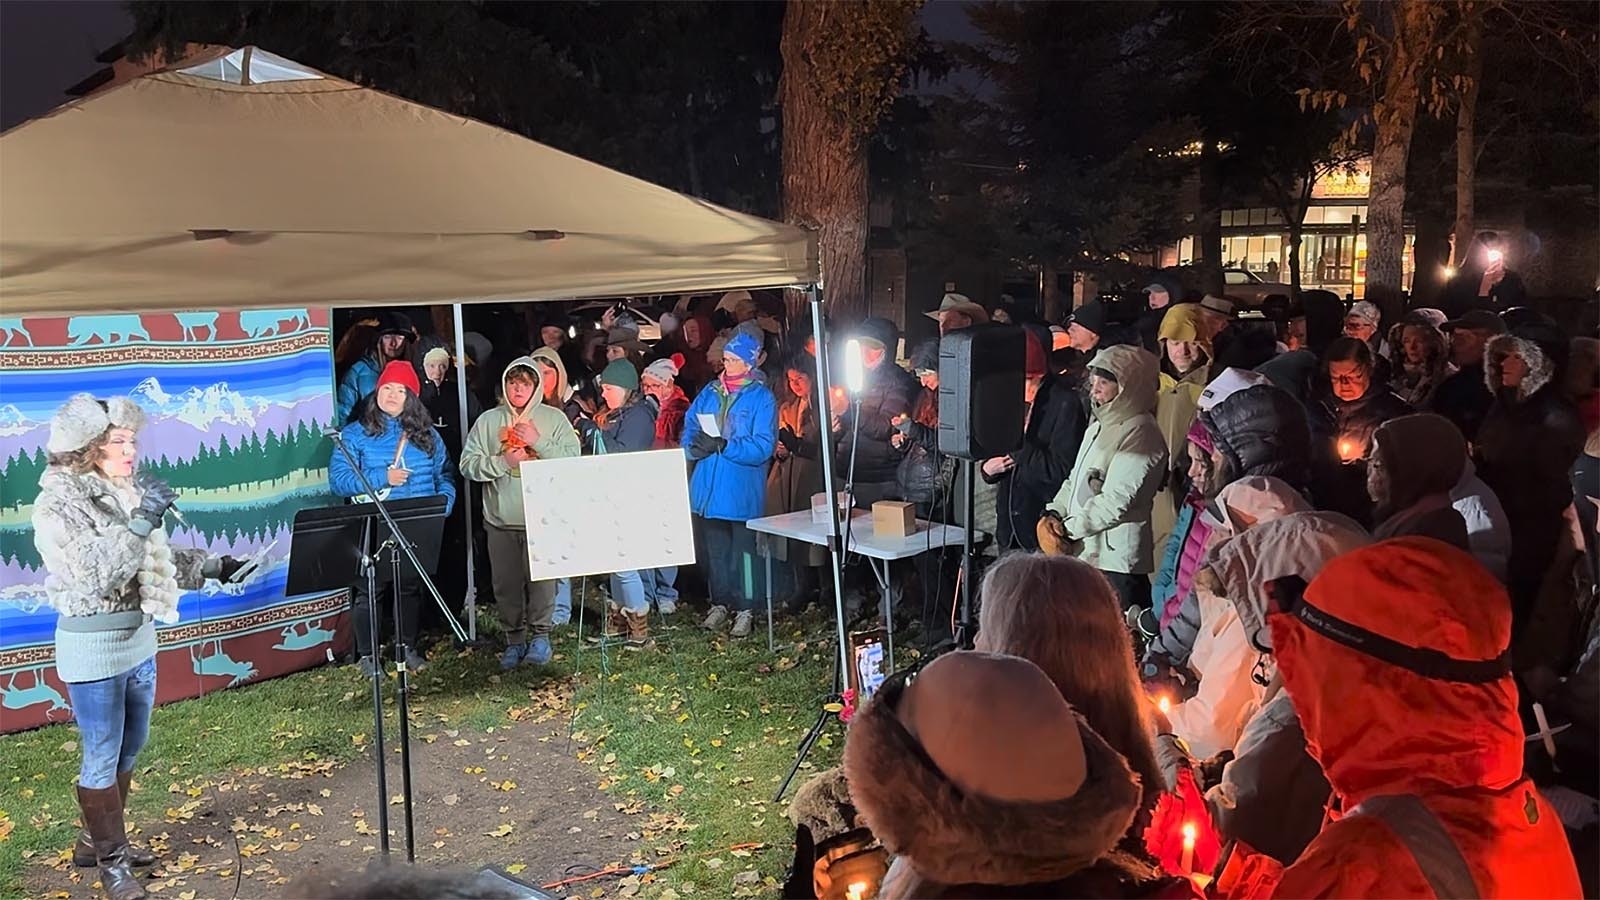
left=844, top=676, right=1171, bottom=898
left=32, top=467, right=205, bottom=623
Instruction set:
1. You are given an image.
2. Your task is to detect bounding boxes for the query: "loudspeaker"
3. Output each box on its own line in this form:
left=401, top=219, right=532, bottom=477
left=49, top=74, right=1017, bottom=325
left=937, top=326, right=1026, bottom=460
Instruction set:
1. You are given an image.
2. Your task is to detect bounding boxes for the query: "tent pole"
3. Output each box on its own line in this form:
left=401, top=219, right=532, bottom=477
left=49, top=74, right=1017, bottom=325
left=453, top=302, right=478, bottom=642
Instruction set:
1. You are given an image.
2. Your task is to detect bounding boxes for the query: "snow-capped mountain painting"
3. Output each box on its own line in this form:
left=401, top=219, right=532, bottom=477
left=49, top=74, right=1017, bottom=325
left=0, top=357, right=332, bottom=465
left=1, top=308, right=344, bottom=734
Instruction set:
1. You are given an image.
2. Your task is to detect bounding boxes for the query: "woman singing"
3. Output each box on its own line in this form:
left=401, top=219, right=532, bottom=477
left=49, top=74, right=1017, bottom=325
left=33, top=394, right=241, bottom=900
left=329, top=360, right=456, bottom=677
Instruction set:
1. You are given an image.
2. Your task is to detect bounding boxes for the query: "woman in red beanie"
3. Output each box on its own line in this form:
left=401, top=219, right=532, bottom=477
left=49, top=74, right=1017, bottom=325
left=329, top=360, right=456, bottom=676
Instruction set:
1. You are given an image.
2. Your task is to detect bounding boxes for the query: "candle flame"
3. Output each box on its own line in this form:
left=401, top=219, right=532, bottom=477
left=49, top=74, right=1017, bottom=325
left=1157, top=695, right=1171, bottom=715
left=1182, top=822, right=1197, bottom=846
left=846, top=881, right=870, bottom=900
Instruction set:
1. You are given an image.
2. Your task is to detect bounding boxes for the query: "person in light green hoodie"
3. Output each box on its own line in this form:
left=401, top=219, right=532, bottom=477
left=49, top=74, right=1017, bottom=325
left=460, top=356, right=581, bottom=669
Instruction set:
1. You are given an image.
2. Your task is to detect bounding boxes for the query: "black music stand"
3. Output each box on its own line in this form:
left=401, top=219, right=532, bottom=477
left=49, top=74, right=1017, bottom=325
left=286, top=496, right=447, bottom=861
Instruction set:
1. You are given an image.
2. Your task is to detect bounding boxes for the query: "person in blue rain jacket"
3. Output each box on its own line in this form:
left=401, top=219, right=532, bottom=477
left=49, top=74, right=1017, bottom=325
left=682, top=331, right=777, bottom=638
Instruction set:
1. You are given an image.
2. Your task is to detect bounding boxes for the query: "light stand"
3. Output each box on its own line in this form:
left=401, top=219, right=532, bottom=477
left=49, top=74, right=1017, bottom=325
left=955, top=460, right=977, bottom=649
left=327, top=429, right=458, bottom=863
left=774, top=290, right=855, bottom=803
left=358, top=522, right=392, bottom=856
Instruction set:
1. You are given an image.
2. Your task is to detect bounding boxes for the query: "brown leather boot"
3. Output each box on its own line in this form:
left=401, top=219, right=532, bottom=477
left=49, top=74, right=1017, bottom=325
left=588, top=602, right=628, bottom=643
left=623, top=610, right=655, bottom=651
left=74, top=774, right=155, bottom=868
left=76, top=784, right=147, bottom=900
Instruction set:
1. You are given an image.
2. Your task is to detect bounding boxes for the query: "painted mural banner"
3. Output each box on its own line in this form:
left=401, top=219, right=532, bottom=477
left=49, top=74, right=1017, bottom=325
left=0, top=309, right=349, bottom=733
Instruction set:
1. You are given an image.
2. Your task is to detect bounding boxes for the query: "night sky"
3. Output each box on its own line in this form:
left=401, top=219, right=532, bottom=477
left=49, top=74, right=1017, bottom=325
left=0, top=1, right=978, bottom=132
left=0, top=0, right=132, bottom=131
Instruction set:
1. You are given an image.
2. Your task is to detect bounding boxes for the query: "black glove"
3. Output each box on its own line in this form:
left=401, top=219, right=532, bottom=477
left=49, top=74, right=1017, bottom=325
left=202, top=555, right=246, bottom=583
left=778, top=427, right=801, bottom=454
left=129, top=475, right=179, bottom=537
left=690, top=431, right=727, bottom=459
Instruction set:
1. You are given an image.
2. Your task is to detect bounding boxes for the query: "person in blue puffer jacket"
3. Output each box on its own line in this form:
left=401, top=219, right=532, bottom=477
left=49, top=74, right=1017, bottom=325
left=330, top=360, right=456, bottom=676
left=682, top=331, right=777, bottom=638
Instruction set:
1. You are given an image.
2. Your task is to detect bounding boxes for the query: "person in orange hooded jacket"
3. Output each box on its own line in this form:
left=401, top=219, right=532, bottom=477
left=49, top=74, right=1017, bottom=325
left=1256, top=537, right=1581, bottom=898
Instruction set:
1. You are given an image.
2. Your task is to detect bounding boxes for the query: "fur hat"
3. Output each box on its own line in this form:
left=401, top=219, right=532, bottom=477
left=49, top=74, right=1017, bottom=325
left=844, top=651, right=1143, bottom=890
left=49, top=394, right=146, bottom=454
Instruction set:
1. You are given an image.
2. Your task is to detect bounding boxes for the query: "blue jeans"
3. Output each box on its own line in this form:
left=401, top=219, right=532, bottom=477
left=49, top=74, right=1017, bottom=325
left=700, top=517, right=757, bottom=612
left=641, top=567, right=678, bottom=607
left=66, top=656, right=157, bottom=789
left=551, top=578, right=572, bottom=625
left=609, top=570, right=649, bottom=614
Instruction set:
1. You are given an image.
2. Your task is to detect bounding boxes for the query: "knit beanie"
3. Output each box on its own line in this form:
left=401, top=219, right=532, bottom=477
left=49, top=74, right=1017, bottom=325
left=599, top=358, right=640, bottom=391
left=643, top=353, right=684, bottom=384
left=1346, top=301, right=1381, bottom=328
left=724, top=332, right=762, bottom=367
left=377, top=360, right=420, bottom=395
left=422, top=347, right=451, bottom=370
left=48, top=394, right=146, bottom=454
left=1186, top=418, right=1215, bottom=455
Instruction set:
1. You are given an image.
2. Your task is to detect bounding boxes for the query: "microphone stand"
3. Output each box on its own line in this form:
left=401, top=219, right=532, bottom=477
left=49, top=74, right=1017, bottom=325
left=326, top=428, right=448, bottom=862
left=359, top=519, right=392, bottom=857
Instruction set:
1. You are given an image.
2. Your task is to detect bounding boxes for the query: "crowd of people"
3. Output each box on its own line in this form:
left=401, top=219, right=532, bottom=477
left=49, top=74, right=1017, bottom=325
left=30, top=258, right=1597, bottom=899
left=781, top=270, right=1597, bottom=896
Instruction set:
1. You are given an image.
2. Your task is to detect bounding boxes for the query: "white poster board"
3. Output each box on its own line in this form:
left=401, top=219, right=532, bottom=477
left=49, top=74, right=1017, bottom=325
left=519, top=449, right=695, bottom=580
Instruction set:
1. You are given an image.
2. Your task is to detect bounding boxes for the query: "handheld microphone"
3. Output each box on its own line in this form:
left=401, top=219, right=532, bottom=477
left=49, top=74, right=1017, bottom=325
left=167, top=503, right=193, bottom=529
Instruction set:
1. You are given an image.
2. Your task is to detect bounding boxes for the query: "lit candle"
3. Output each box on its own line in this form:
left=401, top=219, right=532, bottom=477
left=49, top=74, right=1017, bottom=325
left=1180, top=822, right=1196, bottom=874
left=1337, top=437, right=1360, bottom=462
left=846, top=881, right=869, bottom=900
left=1157, top=694, right=1172, bottom=716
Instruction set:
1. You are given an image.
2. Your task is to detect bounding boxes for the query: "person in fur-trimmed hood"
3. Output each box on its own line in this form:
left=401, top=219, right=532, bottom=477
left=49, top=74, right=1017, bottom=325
left=33, top=394, right=243, bottom=900
left=1476, top=322, right=1586, bottom=629
left=844, top=651, right=1184, bottom=899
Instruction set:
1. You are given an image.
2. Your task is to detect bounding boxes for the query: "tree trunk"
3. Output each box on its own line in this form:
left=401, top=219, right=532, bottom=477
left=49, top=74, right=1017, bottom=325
left=1196, top=132, right=1224, bottom=295
left=779, top=0, right=870, bottom=327
left=1287, top=222, right=1303, bottom=293
left=1452, top=14, right=1482, bottom=266
left=1365, top=0, right=1434, bottom=296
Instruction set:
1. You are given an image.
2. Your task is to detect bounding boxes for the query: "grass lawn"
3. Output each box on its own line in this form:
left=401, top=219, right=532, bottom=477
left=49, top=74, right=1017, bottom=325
left=0, top=605, right=845, bottom=898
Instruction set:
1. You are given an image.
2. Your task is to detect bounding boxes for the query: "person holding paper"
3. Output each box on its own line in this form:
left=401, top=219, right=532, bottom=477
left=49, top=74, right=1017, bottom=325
left=459, top=356, right=580, bottom=670
left=330, top=361, right=456, bottom=678
left=683, top=331, right=778, bottom=638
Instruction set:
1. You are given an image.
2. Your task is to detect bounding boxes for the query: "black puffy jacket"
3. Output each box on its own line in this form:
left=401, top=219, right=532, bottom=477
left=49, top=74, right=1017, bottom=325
left=1308, top=381, right=1412, bottom=526
left=988, top=374, right=1088, bottom=551
left=838, top=318, right=915, bottom=486
left=1200, top=384, right=1313, bottom=493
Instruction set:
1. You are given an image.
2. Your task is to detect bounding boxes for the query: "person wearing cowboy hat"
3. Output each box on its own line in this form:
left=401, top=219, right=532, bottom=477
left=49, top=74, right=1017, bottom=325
left=34, top=394, right=244, bottom=900
left=924, top=292, right=989, bottom=336
left=336, top=310, right=416, bottom=425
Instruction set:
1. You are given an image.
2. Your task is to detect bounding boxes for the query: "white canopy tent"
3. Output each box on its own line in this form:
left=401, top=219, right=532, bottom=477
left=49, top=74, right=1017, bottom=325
left=0, top=46, right=822, bottom=644
left=0, top=46, right=818, bottom=314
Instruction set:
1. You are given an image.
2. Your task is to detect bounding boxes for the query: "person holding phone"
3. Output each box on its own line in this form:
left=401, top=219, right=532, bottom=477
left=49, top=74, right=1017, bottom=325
left=330, top=361, right=456, bottom=677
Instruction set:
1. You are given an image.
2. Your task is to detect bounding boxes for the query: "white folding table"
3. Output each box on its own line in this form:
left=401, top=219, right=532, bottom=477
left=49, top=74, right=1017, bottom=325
left=745, top=509, right=980, bottom=669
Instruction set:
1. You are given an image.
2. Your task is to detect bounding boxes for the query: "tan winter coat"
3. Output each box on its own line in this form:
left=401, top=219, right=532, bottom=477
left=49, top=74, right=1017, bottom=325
left=1047, top=345, right=1169, bottom=575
